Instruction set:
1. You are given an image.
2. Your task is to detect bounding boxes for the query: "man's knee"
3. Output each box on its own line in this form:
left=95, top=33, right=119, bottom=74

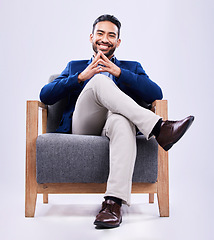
left=88, top=74, right=113, bottom=88
left=107, top=114, right=136, bottom=135
left=91, top=74, right=111, bottom=81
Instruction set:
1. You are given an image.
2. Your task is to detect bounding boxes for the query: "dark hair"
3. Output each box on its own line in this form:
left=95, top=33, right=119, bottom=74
left=92, top=14, right=121, bottom=38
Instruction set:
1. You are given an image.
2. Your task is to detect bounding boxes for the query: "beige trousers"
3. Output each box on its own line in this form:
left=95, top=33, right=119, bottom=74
left=72, top=74, right=161, bottom=205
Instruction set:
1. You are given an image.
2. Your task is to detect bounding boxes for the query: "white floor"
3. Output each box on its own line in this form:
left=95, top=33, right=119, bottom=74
left=1, top=189, right=212, bottom=240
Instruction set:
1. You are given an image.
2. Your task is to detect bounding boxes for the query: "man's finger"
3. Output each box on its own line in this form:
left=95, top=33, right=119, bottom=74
left=94, top=52, right=101, bottom=61
left=91, top=59, right=101, bottom=69
left=94, top=65, right=104, bottom=74
left=90, top=52, right=100, bottom=66
left=91, top=53, right=102, bottom=67
left=92, top=66, right=100, bottom=75
left=96, top=59, right=109, bottom=67
left=99, top=51, right=110, bottom=62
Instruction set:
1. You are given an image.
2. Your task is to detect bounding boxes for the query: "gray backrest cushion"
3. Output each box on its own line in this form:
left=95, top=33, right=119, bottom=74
left=46, top=74, right=68, bottom=133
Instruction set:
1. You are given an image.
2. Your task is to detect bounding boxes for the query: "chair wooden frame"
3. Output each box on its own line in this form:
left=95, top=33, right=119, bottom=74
left=25, top=100, right=169, bottom=217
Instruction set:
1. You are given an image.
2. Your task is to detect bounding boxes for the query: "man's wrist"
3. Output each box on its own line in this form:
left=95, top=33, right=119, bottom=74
left=78, top=73, right=84, bottom=85
left=115, top=67, right=121, bottom=78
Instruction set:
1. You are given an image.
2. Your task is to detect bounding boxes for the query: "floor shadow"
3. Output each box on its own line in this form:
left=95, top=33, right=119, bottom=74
left=36, top=202, right=159, bottom=219
left=37, top=203, right=100, bottom=217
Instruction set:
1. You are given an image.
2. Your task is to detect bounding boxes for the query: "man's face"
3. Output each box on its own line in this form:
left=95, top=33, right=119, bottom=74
left=90, top=21, right=121, bottom=59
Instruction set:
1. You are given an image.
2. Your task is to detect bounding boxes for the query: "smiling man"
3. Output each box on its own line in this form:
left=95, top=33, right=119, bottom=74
left=40, top=14, right=194, bottom=229
left=91, top=20, right=120, bottom=57
left=77, top=18, right=122, bottom=83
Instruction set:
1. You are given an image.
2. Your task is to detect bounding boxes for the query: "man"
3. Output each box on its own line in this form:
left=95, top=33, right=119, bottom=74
left=40, top=14, right=194, bottom=229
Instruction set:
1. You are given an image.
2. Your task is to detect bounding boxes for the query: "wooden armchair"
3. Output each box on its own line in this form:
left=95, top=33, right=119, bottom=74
left=25, top=99, right=169, bottom=218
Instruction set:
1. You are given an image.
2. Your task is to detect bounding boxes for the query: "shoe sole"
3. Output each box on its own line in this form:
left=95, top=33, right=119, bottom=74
left=163, top=116, right=195, bottom=151
left=94, top=219, right=122, bottom=229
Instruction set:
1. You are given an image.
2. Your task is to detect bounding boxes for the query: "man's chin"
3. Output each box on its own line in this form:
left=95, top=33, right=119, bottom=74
left=97, top=47, right=109, bottom=53
left=93, top=44, right=115, bottom=58
left=100, top=50, right=113, bottom=58
left=99, top=50, right=109, bottom=55
left=95, top=50, right=109, bottom=57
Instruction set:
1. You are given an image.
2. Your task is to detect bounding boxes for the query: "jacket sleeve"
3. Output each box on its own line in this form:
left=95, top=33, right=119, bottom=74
left=117, top=62, right=163, bottom=103
left=40, top=62, right=81, bottom=105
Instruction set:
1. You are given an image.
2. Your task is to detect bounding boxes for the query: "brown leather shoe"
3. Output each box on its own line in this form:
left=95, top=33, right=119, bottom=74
left=94, top=199, right=122, bottom=229
left=156, top=116, right=194, bottom=151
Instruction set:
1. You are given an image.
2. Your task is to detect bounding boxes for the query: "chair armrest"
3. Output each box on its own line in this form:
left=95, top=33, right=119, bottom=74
left=152, top=100, right=168, bottom=120
left=26, top=100, right=47, bottom=136
left=38, top=101, right=47, bottom=110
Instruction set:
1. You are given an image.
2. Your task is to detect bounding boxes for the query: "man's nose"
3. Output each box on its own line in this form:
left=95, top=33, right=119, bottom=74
left=101, top=34, right=109, bottom=43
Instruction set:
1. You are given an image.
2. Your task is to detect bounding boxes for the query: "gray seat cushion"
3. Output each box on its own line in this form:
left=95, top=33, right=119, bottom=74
left=36, top=133, right=158, bottom=184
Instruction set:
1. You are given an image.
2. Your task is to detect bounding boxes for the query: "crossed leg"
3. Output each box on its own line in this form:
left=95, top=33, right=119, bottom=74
left=72, top=74, right=161, bottom=204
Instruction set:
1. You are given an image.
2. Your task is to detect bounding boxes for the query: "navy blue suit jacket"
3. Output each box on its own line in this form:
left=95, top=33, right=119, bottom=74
left=40, top=58, right=163, bottom=133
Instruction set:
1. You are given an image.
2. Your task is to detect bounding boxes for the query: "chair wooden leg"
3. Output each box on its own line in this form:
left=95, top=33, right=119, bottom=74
left=25, top=187, right=37, bottom=217
left=43, top=193, right=48, bottom=204
left=157, top=186, right=169, bottom=217
left=157, top=185, right=169, bottom=217
left=25, top=141, right=37, bottom=217
left=25, top=101, right=39, bottom=217
left=25, top=145, right=37, bottom=217
left=157, top=147, right=169, bottom=217
left=149, top=193, right=154, bottom=203
left=155, top=100, right=169, bottom=217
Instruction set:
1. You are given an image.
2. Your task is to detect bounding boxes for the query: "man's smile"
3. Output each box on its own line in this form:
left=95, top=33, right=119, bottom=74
left=96, top=41, right=113, bottom=51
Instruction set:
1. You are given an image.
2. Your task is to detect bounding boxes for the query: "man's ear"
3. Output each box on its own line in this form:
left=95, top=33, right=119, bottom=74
left=89, top=33, right=93, bottom=43
left=116, top=38, right=121, bottom=48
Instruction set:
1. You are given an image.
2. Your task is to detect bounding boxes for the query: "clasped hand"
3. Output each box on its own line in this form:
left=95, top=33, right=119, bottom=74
left=78, top=51, right=121, bottom=83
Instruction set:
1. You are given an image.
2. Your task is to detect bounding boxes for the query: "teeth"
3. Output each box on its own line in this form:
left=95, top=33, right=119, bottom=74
left=99, top=44, right=109, bottom=50
left=98, top=43, right=109, bottom=47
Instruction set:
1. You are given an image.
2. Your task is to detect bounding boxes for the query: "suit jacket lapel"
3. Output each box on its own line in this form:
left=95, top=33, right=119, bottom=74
left=87, top=59, right=92, bottom=65
left=114, top=57, right=121, bottom=67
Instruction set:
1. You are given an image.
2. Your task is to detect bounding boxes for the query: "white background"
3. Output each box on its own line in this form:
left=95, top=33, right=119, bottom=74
left=0, top=0, right=213, bottom=239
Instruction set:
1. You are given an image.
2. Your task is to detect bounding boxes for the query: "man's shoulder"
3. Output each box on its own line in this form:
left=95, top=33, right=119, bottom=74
left=118, top=60, right=140, bottom=64
left=66, top=60, right=90, bottom=72
left=117, top=59, right=139, bottom=63
left=68, top=59, right=90, bottom=65
left=116, top=59, right=141, bottom=68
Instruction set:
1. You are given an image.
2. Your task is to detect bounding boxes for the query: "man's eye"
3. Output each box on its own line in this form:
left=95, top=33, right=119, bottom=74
left=109, top=35, right=116, bottom=38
